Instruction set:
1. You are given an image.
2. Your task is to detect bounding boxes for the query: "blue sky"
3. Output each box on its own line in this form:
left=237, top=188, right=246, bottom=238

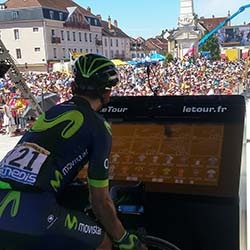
left=0, top=0, right=250, bottom=38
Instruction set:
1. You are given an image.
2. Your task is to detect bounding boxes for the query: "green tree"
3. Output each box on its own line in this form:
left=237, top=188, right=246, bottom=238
left=199, top=33, right=221, bottom=61
left=165, top=53, right=173, bottom=63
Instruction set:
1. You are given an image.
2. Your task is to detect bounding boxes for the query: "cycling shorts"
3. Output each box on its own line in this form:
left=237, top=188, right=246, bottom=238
left=0, top=190, right=105, bottom=250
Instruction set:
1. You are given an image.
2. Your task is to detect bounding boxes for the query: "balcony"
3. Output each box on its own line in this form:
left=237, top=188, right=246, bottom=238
left=51, top=37, right=61, bottom=44
left=95, top=39, right=102, bottom=46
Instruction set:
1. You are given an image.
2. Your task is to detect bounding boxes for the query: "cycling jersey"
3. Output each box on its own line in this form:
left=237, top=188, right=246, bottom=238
left=0, top=96, right=111, bottom=250
left=0, top=96, right=112, bottom=194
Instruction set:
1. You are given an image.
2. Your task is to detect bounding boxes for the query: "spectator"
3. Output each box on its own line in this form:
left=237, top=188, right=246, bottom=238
left=2, top=95, right=16, bottom=136
left=0, top=94, right=4, bottom=133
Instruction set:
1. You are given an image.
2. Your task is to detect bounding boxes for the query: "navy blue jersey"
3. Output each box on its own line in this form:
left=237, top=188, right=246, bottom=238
left=0, top=96, right=112, bottom=195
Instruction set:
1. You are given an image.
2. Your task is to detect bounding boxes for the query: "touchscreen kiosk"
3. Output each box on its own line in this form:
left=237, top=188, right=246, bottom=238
left=99, top=95, right=245, bottom=198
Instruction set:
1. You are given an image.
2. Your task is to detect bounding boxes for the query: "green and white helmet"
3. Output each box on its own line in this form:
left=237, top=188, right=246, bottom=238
left=73, top=53, right=119, bottom=91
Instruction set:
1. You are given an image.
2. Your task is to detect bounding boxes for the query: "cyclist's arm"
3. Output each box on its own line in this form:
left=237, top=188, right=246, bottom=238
left=89, top=184, right=126, bottom=241
left=87, top=118, right=125, bottom=241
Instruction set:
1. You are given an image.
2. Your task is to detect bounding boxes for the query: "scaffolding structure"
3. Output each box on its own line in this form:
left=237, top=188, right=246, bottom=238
left=0, top=39, right=42, bottom=116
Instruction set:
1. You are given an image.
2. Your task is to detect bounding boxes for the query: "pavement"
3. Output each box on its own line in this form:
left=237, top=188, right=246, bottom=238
left=0, top=133, right=22, bottom=159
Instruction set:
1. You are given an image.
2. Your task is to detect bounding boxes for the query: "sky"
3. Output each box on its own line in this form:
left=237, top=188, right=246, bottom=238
left=0, top=0, right=250, bottom=39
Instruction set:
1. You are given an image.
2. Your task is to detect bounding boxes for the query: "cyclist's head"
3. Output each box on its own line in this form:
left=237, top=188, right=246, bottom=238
left=72, top=53, right=119, bottom=103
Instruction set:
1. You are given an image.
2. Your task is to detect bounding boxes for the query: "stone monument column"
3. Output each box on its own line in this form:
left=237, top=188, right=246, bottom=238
left=178, top=0, right=195, bottom=27
left=172, top=0, right=202, bottom=58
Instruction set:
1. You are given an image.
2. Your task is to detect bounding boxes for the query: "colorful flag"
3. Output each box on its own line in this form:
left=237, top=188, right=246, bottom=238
left=184, top=43, right=195, bottom=57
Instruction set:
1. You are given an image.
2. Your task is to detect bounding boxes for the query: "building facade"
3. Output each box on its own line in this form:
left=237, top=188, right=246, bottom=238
left=99, top=15, right=131, bottom=60
left=0, top=0, right=131, bottom=72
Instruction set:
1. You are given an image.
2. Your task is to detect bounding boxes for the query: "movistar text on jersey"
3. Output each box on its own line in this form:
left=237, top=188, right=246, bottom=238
left=78, top=224, right=102, bottom=235
left=62, top=149, right=88, bottom=176
left=183, top=106, right=228, bottom=113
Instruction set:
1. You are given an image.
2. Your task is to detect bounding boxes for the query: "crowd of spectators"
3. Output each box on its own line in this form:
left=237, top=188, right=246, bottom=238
left=113, top=57, right=248, bottom=96
left=0, top=57, right=249, bottom=136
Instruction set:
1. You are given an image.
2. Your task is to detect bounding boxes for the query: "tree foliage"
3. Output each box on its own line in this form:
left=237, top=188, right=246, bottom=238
left=199, top=34, right=221, bottom=61
left=165, top=53, right=174, bottom=63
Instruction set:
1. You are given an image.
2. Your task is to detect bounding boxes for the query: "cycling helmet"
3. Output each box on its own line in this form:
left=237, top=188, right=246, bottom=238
left=73, top=53, right=119, bottom=91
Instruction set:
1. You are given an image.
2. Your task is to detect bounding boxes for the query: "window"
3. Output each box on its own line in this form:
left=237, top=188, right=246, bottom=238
left=86, top=48, right=88, bottom=53
left=84, top=33, right=87, bottom=42
left=68, top=48, right=71, bottom=57
left=14, top=29, right=19, bottom=40
left=74, top=48, right=77, bottom=52
left=97, top=49, right=99, bottom=54
left=51, top=29, right=56, bottom=37
left=49, top=11, right=54, bottom=19
left=16, top=48, right=22, bottom=59
left=59, top=12, right=63, bottom=21
left=67, top=31, right=70, bottom=41
left=53, top=48, right=57, bottom=58
left=104, top=38, right=107, bottom=47
left=72, top=14, right=77, bottom=22
left=61, top=30, right=64, bottom=41
left=78, top=14, right=83, bottom=22
left=34, top=47, right=40, bottom=52
left=94, top=19, right=98, bottom=25
left=73, top=32, right=76, bottom=41
left=110, top=39, right=113, bottom=47
left=110, top=50, right=114, bottom=58
left=33, top=27, right=39, bottom=32
left=116, top=39, right=119, bottom=47
left=80, top=48, right=83, bottom=53
left=12, top=11, right=19, bottom=20
left=89, top=33, right=92, bottom=42
left=62, top=48, right=66, bottom=58
left=79, top=32, right=82, bottom=42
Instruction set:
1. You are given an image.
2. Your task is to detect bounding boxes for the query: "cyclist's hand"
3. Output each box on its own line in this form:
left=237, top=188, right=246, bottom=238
left=115, top=231, right=147, bottom=250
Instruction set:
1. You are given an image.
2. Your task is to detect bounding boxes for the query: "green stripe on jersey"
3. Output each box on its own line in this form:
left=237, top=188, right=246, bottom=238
left=0, top=181, right=12, bottom=189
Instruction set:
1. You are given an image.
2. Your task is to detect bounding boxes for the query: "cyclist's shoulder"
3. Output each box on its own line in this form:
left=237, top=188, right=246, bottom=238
left=50, top=97, right=109, bottom=135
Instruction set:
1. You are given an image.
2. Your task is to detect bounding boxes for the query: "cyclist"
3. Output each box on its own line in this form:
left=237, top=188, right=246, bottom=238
left=0, top=54, right=144, bottom=250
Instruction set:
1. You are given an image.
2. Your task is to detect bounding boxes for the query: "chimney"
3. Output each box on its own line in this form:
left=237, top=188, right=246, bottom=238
left=212, top=14, right=215, bottom=18
left=228, top=10, right=231, bottom=17
left=108, top=16, right=111, bottom=29
left=114, top=19, right=118, bottom=28
left=96, top=14, right=102, bottom=20
left=87, top=6, right=91, bottom=13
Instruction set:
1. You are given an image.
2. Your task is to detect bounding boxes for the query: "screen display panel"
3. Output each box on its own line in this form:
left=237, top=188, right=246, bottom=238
left=77, top=95, right=245, bottom=197
left=109, top=123, right=224, bottom=187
